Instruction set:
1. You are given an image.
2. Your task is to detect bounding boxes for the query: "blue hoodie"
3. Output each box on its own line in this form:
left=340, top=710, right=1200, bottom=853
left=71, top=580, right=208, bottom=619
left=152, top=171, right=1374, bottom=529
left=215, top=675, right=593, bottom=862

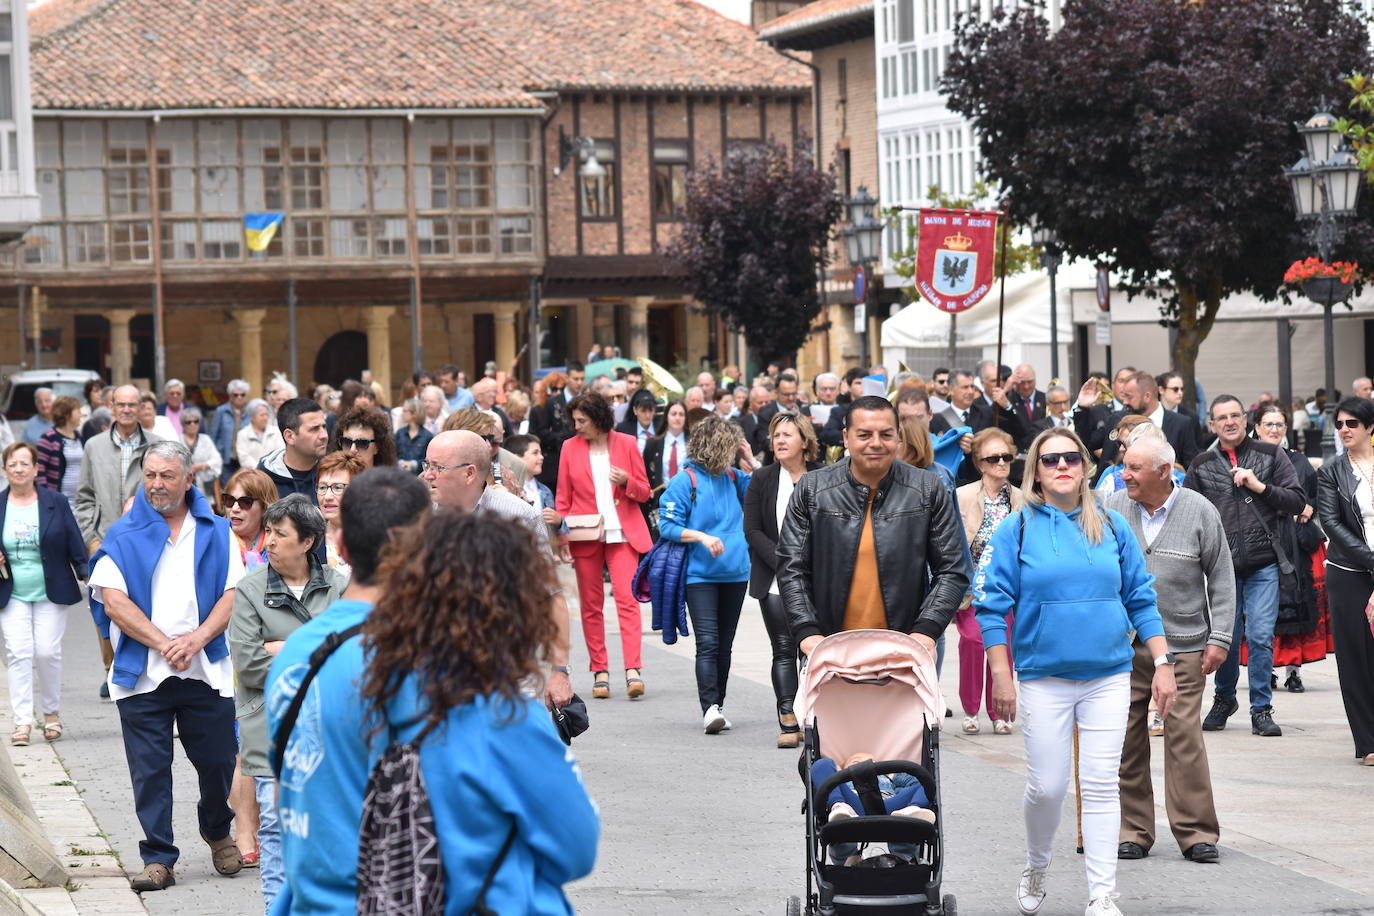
left=656, top=460, right=751, bottom=584
left=972, top=502, right=1163, bottom=682
left=266, top=599, right=600, bottom=916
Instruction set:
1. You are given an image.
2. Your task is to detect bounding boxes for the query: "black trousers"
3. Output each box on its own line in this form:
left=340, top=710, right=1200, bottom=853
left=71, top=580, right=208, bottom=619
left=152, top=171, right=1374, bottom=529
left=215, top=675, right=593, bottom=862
left=116, top=675, right=237, bottom=866
left=685, top=581, right=748, bottom=714
left=759, top=594, right=799, bottom=727
left=1324, top=566, right=1374, bottom=758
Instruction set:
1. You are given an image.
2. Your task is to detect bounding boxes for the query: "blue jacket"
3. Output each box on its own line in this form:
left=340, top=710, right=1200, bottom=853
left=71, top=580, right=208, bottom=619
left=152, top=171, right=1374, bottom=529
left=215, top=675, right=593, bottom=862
left=0, top=487, right=88, bottom=606
left=209, top=402, right=249, bottom=466
left=656, top=461, right=751, bottom=584
left=972, top=502, right=1163, bottom=682
left=88, top=486, right=231, bottom=688
left=266, top=600, right=599, bottom=916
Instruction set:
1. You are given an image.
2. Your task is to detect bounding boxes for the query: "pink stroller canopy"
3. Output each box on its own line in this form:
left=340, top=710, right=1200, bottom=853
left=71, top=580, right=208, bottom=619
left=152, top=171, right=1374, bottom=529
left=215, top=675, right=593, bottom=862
left=795, top=630, right=946, bottom=767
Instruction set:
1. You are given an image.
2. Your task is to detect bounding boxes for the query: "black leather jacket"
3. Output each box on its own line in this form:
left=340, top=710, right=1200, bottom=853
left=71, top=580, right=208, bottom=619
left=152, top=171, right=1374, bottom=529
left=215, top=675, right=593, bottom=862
left=1182, top=439, right=1306, bottom=576
left=1317, top=456, right=1374, bottom=573
left=776, top=458, right=968, bottom=644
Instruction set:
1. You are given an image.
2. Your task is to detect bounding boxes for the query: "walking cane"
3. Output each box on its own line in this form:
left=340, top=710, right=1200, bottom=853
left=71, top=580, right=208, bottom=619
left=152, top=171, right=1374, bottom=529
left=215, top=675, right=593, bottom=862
left=1073, top=724, right=1084, bottom=854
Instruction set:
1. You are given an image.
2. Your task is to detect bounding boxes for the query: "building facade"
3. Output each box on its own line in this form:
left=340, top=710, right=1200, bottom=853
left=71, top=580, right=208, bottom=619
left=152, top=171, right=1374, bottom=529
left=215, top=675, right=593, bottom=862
left=5, top=0, right=809, bottom=399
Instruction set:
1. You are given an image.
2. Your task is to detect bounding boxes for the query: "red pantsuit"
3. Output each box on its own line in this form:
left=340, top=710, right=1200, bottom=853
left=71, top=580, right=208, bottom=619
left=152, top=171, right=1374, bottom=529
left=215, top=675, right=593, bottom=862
left=557, top=432, right=654, bottom=673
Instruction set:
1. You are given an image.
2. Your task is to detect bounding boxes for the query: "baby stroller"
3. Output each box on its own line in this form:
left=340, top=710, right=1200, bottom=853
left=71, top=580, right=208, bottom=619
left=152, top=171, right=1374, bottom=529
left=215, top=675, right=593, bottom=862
left=786, top=630, right=955, bottom=916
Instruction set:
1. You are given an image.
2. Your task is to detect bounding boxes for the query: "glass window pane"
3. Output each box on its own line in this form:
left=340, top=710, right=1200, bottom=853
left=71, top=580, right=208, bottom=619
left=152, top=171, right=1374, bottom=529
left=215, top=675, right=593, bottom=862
left=111, top=221, right=152, bottom=262
left=454, top=216, right=491, bottom=255
left=374, top=217, right=407, bottom=258
left=291, top=217, right=324, bottom=257
left=37, top=166, right=60, bottom=218
left=327, top=120, right=368, bottom=210
left=64, top=169, right=104, bottom=217
left=494, top=164, right=530, bottom=209
left=163, top=165, right=195, bottom=213
left=0, top=55, right=13, bottom=122
left=243, top=119, right=281, bottom=163
left=22, top=225, right=61, bottom=266
left=653, top=139, right=689, bottom=163
left=370, top=119, right=404, bottom=163
left=67, top=223, right=107, bottom=264
left=371, top=164, right=405, bottom=210
left=330, top=218, right=370, bottom=258
left=35, top=121, right=58, bottom=167
left=417, top=217, right=451, bottom=257
left=498, top=216, right=532, bottom=255
left=62, top=121, right=102, bottom=167
left=453, top=119, right=491, bottom=145
left=160, top=221, right=197, bottom=260
left=202, top=220, right=243, bottom=259
left=494, top=119, right=531, bottom=163
left=413, top=119, right=447, bottom=164
left=199, top=164, right=239, bottom=213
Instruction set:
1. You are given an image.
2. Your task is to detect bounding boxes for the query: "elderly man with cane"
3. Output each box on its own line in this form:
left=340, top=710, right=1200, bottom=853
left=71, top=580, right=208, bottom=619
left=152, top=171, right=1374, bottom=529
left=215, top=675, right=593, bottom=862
left=1107, top=435, right=1235, bottom=864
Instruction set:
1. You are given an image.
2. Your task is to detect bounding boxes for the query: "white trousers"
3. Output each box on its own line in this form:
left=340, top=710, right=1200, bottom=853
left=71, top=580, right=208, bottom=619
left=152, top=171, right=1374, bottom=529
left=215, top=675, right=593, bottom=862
left=1019, top=672, right=1131, bottom=902
left=0, top=599, right=66, bottom=727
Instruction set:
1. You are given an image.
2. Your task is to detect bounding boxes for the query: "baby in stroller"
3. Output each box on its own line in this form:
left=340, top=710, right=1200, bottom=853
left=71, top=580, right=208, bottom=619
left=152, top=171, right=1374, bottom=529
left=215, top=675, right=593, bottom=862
left=811, top=752, right=935, bottom=825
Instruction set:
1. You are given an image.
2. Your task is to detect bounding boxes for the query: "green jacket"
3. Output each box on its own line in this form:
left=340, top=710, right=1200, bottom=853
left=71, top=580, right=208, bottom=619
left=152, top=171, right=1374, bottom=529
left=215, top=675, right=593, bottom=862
left=228, top=559, right=345, bottom=777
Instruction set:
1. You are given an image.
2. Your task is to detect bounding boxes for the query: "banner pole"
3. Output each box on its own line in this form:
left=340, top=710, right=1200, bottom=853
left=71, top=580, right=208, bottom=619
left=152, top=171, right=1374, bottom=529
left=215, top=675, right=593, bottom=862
left=992, top=212, right=1009, bottom=430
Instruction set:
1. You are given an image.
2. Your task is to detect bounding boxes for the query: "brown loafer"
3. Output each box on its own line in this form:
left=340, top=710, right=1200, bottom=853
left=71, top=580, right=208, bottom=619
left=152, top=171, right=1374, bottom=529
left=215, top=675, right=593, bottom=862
left=130, top=863, right=176, bottom=891
left=202, top=833, right=242, bottom=876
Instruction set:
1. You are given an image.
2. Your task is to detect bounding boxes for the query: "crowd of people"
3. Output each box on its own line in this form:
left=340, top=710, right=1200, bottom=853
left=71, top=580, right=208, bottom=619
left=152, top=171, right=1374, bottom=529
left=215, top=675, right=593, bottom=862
left=2, top=351, right=1374, bottom=916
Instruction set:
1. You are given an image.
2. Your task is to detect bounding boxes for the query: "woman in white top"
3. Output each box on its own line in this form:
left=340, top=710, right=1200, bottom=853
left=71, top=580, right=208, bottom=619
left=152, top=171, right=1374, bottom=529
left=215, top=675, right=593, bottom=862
left=742, top=413, right=819, bottom=748
left=235, top=399, right=284, bottom=471
left=178, top=406, right=223, bottom=498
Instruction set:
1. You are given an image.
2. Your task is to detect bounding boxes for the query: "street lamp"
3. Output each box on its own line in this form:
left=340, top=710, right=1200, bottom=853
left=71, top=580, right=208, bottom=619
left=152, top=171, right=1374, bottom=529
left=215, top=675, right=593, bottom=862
left=1031, top=223, right=1062, bottom=382
left=843, top=186, right=883, bottom=368
left=1285, top=107, right=1363, bottom=460
left=554, top=128, right=606, bottom=178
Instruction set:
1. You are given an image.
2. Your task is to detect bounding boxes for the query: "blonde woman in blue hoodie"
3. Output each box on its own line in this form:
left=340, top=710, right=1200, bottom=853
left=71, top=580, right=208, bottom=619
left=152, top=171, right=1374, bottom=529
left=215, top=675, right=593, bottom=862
left=657, top=414, right=756, bottom=735
left=973, top=428, right=1175, bottom=916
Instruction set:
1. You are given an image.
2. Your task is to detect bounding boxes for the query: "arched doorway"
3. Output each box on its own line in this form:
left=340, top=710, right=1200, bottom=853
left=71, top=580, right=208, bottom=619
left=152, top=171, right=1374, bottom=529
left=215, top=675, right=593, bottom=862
left=314, top=330, right=368, bottom=388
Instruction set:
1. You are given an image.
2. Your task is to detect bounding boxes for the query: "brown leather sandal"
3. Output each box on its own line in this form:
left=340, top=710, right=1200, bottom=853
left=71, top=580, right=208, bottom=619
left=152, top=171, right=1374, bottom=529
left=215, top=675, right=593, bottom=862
left=625, top=669, right=645, bottom=700
left=592, top=671, right=611, bottom=699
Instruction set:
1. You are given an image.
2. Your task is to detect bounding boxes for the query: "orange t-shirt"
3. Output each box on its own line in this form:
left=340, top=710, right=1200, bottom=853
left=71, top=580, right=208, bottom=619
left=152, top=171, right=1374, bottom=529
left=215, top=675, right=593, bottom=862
left=843, top=489, right=886, bottom=630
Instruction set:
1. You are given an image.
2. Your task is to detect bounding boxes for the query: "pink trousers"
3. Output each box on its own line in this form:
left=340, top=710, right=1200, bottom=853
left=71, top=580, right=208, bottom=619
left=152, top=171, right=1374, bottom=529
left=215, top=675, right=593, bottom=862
left=956, top=605, right=1014, bottom=718
left=571, top=540, right=643, bottom=672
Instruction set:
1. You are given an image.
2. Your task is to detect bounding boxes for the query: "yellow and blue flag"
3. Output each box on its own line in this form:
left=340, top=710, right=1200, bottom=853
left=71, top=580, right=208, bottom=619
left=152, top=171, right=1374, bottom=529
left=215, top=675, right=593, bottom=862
left=243, top=212, right=284, bottom=252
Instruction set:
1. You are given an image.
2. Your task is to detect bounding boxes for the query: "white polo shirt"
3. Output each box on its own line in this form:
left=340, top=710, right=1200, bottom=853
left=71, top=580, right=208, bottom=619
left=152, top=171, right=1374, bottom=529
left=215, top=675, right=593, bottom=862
left=90, top=518, right=244, bottom=701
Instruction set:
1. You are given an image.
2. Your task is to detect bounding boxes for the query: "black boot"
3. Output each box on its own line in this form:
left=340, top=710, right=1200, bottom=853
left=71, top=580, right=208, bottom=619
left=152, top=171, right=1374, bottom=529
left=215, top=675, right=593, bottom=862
left=1202, top=696, right=1238, bottom=731
left=1251, top=706, right=1282, bottom=737
left=1285, top=669, right=1305, bottom=693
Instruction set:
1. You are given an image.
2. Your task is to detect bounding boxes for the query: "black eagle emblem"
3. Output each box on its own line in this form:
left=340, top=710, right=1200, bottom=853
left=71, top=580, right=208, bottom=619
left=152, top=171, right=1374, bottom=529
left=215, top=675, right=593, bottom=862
left=942, top=255, right=970, bottom=285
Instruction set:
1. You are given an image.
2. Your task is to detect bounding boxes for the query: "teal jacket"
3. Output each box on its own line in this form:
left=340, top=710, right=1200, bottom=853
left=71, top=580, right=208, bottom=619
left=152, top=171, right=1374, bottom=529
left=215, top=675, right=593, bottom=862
left=972, top=502, right=1163, bottom=682
left=656, top=460, right=751, bottom=584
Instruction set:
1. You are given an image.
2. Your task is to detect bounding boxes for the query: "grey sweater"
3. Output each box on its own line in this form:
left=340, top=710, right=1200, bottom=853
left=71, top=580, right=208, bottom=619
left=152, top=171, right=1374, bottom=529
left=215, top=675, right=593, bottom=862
left=1106, top=486, right=1236, bottom=653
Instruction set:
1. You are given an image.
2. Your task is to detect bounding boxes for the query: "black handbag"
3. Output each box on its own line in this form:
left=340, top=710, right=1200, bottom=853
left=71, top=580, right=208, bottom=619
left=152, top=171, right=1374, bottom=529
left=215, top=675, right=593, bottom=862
left=550, top=694, right=590, bottom=745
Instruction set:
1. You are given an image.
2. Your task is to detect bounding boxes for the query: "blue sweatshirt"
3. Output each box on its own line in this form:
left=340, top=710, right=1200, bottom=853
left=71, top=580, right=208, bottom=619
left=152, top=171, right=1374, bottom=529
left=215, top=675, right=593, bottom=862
left=266, top=599, right=600, bottom=916
left=656, top=460, right=751, bottom=584
left=971, top=502, right=1163, bottom=682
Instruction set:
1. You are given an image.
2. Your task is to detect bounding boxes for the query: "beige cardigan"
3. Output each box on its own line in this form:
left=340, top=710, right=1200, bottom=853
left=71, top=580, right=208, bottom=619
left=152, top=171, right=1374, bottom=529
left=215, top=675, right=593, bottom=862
left=956, top=479, right=1025, bottom=548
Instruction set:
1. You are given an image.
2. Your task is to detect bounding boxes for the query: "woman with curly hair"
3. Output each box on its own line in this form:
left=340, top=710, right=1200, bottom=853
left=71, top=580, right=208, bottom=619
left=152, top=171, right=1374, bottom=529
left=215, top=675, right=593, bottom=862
left=327, top=404, right=396, bottom=470
left=658, top=414, right=756, bottom=734
left=557, top=392, right=653, bottom=701
left=356, top=512, right=599, bottom=912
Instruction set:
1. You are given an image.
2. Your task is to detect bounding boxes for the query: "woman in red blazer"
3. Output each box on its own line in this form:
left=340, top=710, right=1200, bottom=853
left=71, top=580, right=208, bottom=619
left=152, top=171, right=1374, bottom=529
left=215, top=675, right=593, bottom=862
left=557, top=392, right=653, bottom=701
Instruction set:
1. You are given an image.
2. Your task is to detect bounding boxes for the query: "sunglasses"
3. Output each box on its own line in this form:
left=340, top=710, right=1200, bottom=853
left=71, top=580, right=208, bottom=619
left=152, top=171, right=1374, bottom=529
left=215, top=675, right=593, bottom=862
left=340, top=436, right=375, bottom=450
left=1335, top=418, right=1366, bottom=430
left=224, top=496, right=256, bottom=511
left=1038, top=451, right=1085, bottom=469
left=980, top=453, right=1015, bottom=465
left=547, top=385, right=564, bottom=393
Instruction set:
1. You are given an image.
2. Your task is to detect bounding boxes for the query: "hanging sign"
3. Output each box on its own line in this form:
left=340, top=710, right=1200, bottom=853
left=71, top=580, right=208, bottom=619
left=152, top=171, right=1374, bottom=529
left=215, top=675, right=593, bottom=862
left=914, top=208, right=1000, bottom=313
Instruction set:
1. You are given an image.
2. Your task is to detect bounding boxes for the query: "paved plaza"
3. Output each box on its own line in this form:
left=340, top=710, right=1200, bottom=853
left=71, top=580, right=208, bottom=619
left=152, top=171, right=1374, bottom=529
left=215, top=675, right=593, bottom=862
left=9, top=574, right=1374, bottom=915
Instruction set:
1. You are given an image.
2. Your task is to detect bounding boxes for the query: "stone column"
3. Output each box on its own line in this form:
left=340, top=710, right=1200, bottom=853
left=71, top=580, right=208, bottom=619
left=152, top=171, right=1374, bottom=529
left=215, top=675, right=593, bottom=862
left=627, top=297, right=651, bottom=362
left=492, top=302, right=521, bottom=375
left=363, top=306, right=396, bottom=401
left=233, top=309, right=267, bottom=397
left=106, top=308, right=137, bottom=386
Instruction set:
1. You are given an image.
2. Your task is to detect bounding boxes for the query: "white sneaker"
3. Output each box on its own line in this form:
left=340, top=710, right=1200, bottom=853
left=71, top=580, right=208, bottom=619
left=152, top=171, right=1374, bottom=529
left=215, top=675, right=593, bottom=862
left=703, top=704, right=726, bottom=734
left=1017, top=862, right=1049, bottom=915
left=828, top=802, right=857, bottom=821
left=962, top=715, right=980, bottom=734
left=1085, top=894, right=1124, bottom=916
left=719, top=707, right=733, bottom=730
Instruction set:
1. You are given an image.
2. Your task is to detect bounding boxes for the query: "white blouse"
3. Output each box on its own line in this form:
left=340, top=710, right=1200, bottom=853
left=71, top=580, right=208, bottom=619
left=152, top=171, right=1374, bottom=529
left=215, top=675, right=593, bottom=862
left=588, top=449, right=624, bottom=544
left=768, top=471, right=797, bottom=596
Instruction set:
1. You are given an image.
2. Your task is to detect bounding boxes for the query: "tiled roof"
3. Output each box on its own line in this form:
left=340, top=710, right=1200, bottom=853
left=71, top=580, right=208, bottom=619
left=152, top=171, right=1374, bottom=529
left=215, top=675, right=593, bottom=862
left=30, top=0, right=809, bottom=112
left=757, top=0, right=873, bottom=41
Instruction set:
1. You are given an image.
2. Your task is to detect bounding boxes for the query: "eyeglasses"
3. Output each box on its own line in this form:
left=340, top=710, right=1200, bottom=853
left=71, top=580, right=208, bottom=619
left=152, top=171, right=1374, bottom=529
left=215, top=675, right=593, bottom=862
left=1164, top=385, right=1184, bottom=392
left=230, top=392, right=247, bottom=398
left=1047, top=399, right=1070, bottom=408
left=1335, top=418, right=1366, bottom=430
left=112, top=401, right=140, bottom=410
left=1258, top=421, right=1287, bottom=431
left=183, top=419, right=200, bottom=425
left=422, top=460, right=474, bottom=475
left=224, top=495, right=256, bottom=511
left=980, top=453, right=1015, bottom=465
left=547, top=385, right=564, bottom=393
left=316, top=482, right=350, bottom=496
left=1038, top=451, right=1085, bottom=469
left=340, top=436, right=375, bottom=451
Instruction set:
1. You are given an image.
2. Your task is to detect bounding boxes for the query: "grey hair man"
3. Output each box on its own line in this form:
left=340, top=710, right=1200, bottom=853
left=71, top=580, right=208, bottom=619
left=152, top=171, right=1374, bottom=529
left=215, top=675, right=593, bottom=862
left=1353, top=376, right=1373, bottom=399
left=88, top=438, right=245, bottom=890
left=22, top=387, right=55, bottom=444
left=1108, top=436, right=1235, bottom=864
left=159, top=379, right=188, bottom=436
left=210, top=379, right=252, bottom=484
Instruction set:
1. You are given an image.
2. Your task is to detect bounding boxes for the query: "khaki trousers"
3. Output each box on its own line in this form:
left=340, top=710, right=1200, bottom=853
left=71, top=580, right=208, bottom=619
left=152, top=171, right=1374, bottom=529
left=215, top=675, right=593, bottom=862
left=1118, top=642, right=1220, bottom=852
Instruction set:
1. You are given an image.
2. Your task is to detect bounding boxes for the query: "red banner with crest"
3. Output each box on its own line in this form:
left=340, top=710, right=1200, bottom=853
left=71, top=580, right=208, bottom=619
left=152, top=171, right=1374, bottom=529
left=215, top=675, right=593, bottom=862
left=913, top=208, right=1000, bottom=313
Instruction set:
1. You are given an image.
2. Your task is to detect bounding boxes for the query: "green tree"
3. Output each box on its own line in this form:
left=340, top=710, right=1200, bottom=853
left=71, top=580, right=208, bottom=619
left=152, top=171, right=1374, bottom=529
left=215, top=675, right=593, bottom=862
left=663, top=139, right=843, bottom=365
left=943, top=0, right=1374, bottom=408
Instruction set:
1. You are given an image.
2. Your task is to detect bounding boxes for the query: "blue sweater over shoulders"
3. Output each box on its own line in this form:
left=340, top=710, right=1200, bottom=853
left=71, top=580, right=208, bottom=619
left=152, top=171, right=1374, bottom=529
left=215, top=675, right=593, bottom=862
left=971, top=502, right=1163, bottom=682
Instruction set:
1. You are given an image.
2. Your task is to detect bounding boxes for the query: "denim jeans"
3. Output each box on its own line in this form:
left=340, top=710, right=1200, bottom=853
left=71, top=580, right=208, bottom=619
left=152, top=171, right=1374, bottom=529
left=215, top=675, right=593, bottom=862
left=811, top=757, right=926, bottom=864
left=685, top=581, right=748, bottom=713
left=1213, top=562, right=1279, bottom=713
left=254, top=777, right=282, bottom=915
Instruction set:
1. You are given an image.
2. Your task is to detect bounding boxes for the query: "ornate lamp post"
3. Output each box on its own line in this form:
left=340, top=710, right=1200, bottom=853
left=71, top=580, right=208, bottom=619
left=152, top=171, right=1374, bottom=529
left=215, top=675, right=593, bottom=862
left=1285, top=108, right=1363, bottom=459
left=843, top=186, right=884, bottom=369
left=1031, top=224, right=1062, bottom=382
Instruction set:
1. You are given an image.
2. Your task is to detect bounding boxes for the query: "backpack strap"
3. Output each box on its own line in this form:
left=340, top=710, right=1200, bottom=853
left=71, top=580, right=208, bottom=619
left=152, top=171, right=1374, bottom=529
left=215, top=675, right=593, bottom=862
left=467, top=822, right=520, bottom=916
left=271, top=622, right=364, bottom=777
